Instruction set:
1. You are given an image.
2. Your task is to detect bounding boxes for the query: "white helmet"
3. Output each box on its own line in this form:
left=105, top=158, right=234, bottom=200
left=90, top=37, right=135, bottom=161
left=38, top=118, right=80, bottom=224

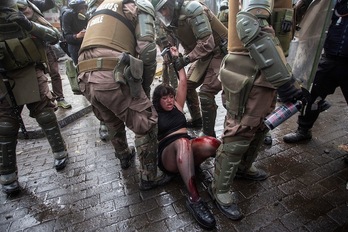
left=220, top=0, right=228, bottom=8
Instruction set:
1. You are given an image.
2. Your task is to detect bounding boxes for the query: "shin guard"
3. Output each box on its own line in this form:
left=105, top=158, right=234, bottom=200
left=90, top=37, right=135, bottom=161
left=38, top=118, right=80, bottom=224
left=0, top=119, right=19, bottom=182
left=35, top=109, right=67, bottom=159
left=199, top=92, right=217, bottom=137
left=212, top=140, right=250, bottom=205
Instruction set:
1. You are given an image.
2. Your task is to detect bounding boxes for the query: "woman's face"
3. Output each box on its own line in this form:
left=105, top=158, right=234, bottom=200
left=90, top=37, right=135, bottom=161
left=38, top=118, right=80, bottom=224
left=160, top=94, right=175, bottom=111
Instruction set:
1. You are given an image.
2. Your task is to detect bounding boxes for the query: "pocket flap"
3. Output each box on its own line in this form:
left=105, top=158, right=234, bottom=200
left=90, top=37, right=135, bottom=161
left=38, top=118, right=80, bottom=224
left=220, top=69, right=249, bottom=94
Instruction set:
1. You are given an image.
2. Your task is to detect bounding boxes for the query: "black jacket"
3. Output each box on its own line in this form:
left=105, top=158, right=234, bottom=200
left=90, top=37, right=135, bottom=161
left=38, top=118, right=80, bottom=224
left=324, top=0, right=348, bottom=58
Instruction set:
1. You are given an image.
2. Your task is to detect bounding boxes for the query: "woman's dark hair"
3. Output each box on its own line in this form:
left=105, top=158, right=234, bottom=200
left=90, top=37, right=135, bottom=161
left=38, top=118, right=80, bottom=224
left=152, top=84, right=176, bottom=111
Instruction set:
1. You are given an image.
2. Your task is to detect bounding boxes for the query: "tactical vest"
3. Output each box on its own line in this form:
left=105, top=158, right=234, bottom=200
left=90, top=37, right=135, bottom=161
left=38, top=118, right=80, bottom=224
left=80, top=0, right=136, bottom=56
left=175, top=2, right=227, bottom=53
left=0, top=13, right=44, bottom=71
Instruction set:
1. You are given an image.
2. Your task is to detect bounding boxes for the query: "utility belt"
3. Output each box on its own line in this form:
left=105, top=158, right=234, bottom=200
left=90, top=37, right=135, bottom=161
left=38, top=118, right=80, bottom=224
left=77, top=55, right=144, bottom=99
left=77, top=57, right=120, bottom=73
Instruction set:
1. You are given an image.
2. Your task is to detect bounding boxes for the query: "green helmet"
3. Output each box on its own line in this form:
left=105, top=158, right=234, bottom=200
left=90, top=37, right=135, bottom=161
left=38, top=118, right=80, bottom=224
left=151, top=0, right=166, bottom=10
left=151, top=0, right=176, bottom=27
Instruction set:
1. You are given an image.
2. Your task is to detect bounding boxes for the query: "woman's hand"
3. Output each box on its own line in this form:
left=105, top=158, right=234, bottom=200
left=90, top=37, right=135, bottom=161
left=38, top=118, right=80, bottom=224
left=170, top=46, right=179, bottom=57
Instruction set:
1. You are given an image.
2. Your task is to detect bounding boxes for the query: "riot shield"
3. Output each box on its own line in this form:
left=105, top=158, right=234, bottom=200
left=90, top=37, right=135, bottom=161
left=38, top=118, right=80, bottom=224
left=287, top=0, right=335, bottom=90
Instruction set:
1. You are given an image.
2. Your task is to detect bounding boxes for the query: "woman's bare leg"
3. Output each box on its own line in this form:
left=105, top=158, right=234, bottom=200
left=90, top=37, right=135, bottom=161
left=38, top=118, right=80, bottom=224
left=161, top=138, right=200, bottom=201
left=191, top=136, right=221, bottom=164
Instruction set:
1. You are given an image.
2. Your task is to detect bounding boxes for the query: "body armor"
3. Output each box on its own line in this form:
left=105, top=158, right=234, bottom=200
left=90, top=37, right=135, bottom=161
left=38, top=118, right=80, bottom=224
left=175, top=1, right=227, bottom=54
left=80, top=0, right=136, bottom=56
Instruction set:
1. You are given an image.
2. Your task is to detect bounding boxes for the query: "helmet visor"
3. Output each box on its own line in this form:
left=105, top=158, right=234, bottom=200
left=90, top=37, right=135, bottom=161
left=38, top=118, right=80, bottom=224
left=155, top=0, right=175, bottom=27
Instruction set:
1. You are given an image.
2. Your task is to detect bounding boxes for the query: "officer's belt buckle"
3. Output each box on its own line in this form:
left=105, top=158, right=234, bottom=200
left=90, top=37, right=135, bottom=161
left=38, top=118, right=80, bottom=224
left=77, top=57, right=120, bottom=73
left=96, top=58, right=103, bottom=69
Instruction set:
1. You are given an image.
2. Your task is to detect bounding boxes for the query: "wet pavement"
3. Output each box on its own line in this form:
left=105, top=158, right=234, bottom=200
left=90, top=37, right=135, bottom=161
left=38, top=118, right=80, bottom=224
left=1, top=57, right=348, bottom=232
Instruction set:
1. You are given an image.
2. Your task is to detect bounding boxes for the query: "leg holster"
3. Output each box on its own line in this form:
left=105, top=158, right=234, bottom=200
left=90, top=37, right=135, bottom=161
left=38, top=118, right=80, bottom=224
left=0, top=119, right=19, bottom=182
left=199, top=92, right=217, bottom=137
left=239, top=129, right=268, bottom=172
left=212, top=140, right=250, bottom=205
left=186, top=88, right=202, bottom=121
left=35, top=109, right=67, bottom=159
left=134, top=126, right=158, bottom=181
left=219, top=54, right=256, bottom=121
left=114, top=53, right=144, bottom=99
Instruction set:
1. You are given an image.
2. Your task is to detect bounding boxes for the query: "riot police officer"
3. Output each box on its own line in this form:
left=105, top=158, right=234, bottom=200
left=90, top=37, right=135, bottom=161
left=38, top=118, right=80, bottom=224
left=209, top=0, right=304, bottom=220
left=77, top=0, right=171, bottom=190
left=151, top=0, right=228, bottom=137
left=0, top=0, right=68, bottom=195
left=217, top=0, right=229, bottom=28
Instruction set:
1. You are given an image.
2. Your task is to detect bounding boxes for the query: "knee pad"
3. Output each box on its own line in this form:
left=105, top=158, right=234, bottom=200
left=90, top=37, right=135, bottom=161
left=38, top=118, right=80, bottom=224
left=35, top=109, right=57, bottom=127
left=0, top=119, right=20, bottom=137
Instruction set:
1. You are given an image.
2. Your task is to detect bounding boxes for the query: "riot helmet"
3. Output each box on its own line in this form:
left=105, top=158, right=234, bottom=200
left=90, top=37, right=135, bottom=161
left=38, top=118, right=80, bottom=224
left=220, top=0, right=228, bottom=10
left=68, top=0, right=87, bottom=11
left=151, top=0, right=176, bottom=27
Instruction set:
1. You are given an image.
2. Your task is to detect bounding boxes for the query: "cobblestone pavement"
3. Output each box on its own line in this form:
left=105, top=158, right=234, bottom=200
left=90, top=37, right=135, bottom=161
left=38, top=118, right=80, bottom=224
left=1, top=58, right=348, bottom=232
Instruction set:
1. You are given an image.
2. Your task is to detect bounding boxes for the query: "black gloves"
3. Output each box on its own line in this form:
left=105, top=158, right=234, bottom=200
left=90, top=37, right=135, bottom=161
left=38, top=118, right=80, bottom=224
left=6, top=11, right=33, bottom=31
left=174, top=53, right=190, bottom=71
left=277, top=78, right=304, bottom=104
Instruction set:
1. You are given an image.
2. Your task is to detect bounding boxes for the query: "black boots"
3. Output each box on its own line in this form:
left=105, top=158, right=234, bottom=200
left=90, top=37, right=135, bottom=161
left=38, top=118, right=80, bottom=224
left=2, top=180, right=20, bottom=194
left=186, top=198, right=216, bottom=230
left=1, top=173, right=20, bottom=195
left=263, top=132, right=272, bottom=145
left=99, top=122, right=109, bottom=141
left=54, top=156, right=69, bottom=171
left=283, top=127, right=312, bottom=143
left=208, top=186, right=243, bottom=221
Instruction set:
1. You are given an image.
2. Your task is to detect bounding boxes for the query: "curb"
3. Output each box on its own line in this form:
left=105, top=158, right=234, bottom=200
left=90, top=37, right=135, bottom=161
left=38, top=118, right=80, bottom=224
left=18, top=105, right=93, bottom=140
